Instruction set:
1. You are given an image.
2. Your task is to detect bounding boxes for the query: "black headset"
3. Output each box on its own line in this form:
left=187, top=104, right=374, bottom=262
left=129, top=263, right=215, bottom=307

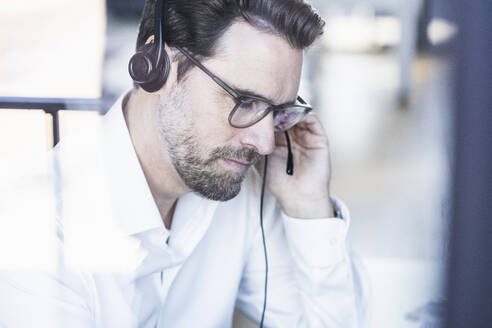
left=128, top=0, right=171, bottom=93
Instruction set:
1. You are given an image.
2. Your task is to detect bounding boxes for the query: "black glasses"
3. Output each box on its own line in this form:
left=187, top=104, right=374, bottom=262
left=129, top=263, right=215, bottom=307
left=175, top=46, right=312, bottom=132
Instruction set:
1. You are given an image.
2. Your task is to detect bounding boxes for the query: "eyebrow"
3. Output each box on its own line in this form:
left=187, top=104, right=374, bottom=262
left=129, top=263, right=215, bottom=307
left=233, top=86, right=296, bottom=106
left=234, top=86, right=275, bottom=104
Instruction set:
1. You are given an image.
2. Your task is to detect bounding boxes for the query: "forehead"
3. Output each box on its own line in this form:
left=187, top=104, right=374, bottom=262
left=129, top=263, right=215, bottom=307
left=203, top=21, right=303, bottom=104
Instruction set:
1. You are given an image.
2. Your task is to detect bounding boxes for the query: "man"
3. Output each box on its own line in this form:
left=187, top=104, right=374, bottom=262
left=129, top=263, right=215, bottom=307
left=0, top=0, right=367, bottom=327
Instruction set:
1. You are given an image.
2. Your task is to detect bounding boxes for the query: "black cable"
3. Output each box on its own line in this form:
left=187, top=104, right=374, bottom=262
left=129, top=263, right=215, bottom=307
left=284, top=131, right=294, bottom=175
left=259, top=155, right=269, bottom=328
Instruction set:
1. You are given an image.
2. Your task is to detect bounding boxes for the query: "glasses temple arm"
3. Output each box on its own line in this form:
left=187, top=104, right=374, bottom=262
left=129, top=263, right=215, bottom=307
left=175, top=46, right=240, bottom=99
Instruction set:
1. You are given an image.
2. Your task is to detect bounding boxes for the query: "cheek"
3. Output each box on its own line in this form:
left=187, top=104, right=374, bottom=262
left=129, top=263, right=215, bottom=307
left=195, top=88, right=233, bottom=120
left=189, top=94, right=236, bottom=140
left=193, top=113, right=236, bottom=148
left=183, top=72, right=238, bottom=144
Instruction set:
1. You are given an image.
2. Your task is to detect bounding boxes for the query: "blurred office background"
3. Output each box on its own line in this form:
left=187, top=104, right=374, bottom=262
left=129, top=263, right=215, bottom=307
left=1, top=1, right=488, bottom=327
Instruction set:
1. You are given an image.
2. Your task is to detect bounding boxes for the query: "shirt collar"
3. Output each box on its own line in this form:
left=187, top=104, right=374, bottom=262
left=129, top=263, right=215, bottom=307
left=100, top=92, right=164, bottom=236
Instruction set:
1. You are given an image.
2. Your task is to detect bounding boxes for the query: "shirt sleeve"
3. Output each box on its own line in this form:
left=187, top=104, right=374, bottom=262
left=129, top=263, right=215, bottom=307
left=235, top=196, right=369, bottom=327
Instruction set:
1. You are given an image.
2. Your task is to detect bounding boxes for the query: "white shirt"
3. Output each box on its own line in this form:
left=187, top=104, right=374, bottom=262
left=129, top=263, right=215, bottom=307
left=0, top=95, right=367, bottom=327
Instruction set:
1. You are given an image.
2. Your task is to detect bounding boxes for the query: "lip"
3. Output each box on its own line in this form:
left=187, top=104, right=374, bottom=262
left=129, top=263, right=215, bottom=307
left=222, top=158, right=252, bottom=172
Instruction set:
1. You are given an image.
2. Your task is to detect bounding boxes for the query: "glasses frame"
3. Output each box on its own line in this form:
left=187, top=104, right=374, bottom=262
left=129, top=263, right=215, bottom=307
left=175, top=46, right=312, bottom=131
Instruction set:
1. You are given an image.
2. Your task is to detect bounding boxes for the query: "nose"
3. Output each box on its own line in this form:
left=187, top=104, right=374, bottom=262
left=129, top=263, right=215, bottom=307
left=238, top=113, right=275, bottom=156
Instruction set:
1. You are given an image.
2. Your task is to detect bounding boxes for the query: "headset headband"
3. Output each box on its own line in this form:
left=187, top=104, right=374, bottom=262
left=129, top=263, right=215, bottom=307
left=153, top=0, right=164, bottom=66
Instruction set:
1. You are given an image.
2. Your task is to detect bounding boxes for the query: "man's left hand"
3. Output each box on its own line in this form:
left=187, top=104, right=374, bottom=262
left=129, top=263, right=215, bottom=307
left=256, top=113, right=334, bottom=219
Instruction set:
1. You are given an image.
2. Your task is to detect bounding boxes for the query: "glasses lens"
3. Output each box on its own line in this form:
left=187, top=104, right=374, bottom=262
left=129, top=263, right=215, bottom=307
left=230, top=98, right=271, bottom=128
left=273, top=106, right=308, bottom=132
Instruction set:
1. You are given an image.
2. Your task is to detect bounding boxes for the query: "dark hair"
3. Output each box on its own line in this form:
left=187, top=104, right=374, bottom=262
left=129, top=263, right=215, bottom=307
left=136, top=0, right=325, bottom=81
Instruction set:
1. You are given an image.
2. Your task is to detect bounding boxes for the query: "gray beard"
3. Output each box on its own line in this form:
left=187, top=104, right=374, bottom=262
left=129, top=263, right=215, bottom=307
left=169, top=141, right=258, bottom=201
left=157, top=86, right=261, bottom=201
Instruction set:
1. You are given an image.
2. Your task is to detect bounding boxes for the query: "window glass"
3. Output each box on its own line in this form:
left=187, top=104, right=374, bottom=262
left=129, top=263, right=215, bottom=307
left=0, top=0, right=105, bottom=98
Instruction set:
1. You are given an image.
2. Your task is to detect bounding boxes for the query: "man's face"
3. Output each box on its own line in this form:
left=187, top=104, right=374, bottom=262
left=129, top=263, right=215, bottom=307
left=156, top=21, right=303, bottom=201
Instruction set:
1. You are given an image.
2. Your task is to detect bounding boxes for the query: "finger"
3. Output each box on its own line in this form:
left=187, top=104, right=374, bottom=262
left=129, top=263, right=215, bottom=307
left=273, top=113, right=327, bottom=149
left=294, top=112, right=326, bottom=136
left=274, top=132, right=289, bottom=147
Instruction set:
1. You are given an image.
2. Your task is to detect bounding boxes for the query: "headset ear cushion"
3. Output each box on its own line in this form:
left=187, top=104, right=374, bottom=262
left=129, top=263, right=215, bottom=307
left=128, top=43, right=155, bottom=84
left=128, top=43, right=171, bottom=93
left=140, top=49, right=171, bottom=93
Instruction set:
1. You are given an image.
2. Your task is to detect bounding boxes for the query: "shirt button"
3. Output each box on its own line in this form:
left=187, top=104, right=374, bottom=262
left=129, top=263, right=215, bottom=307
left=329, top=238, right=338, bottom=246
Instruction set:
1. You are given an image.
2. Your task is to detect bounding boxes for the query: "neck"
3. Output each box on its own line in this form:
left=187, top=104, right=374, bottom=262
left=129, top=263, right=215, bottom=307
left=122, top=89, right=189, bottom=229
